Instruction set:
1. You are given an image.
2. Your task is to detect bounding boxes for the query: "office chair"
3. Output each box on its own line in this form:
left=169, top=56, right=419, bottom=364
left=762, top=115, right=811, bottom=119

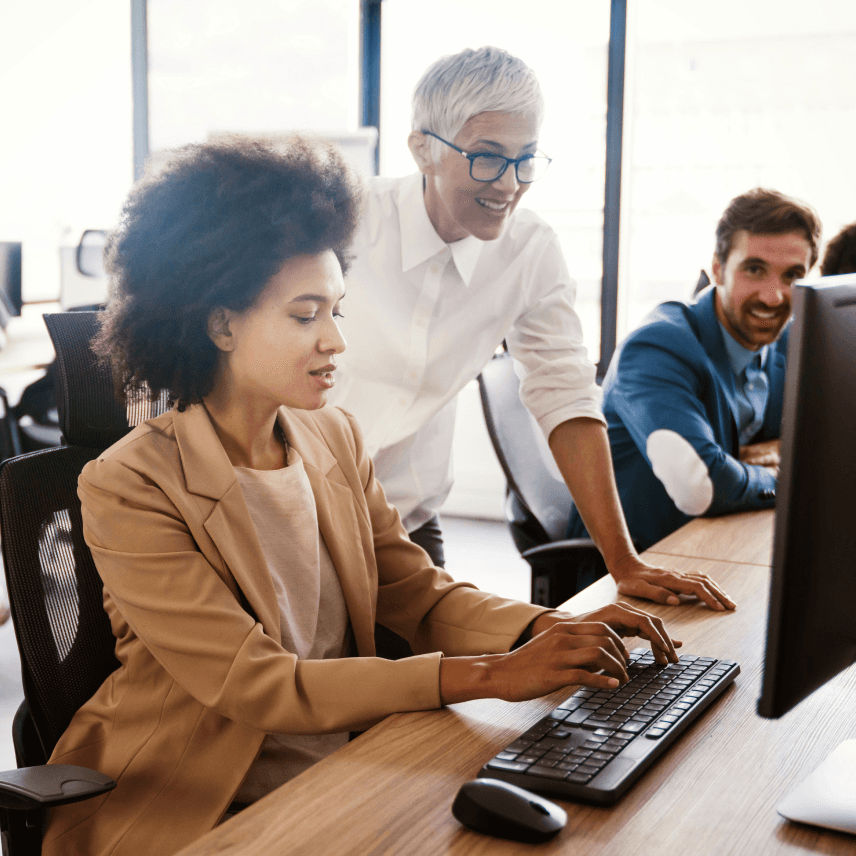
left=694, top=270, right=711, bottom=297
left=0, top=311, right=169, bottom=856
left=478, top=351, right=607, bottom=608
left=11, top=230, right=110, bottom=459
left=0, top=389, right=22, bottom=463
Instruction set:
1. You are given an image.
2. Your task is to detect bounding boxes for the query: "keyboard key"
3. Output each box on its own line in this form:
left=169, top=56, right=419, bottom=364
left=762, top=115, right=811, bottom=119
left=564, top=709, right=593, bottom=725
left=616, top=720, right=646, bottom=733
left=494, top=752, right=519, bottom=761
left=529, top=765, right=569, bottom=780
left=646, top=727, right=666, bottom=739
left=567, top=772, right=593, bottom=783
left=549, top=728, right=574, bottom=740
left=534, top=738, right=570, bottom=752
left=577, top=764, right=601, bottom=776
left=487, top=759, right=530, bottom=772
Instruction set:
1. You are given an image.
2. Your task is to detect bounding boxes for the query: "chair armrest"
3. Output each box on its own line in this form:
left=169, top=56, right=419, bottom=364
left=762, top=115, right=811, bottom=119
left=521, top=538, right=602, bottom=561
left=0, top=765, right=115, bottom=811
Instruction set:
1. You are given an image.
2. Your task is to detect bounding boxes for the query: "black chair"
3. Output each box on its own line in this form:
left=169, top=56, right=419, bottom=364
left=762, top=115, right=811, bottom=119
left=694, top=270, right=711, bottom=297
left=0, top=389, right=22, bottom=463
left=478, top=351, right=607, bottom=608
left=0, top=311, right=169, bottom=856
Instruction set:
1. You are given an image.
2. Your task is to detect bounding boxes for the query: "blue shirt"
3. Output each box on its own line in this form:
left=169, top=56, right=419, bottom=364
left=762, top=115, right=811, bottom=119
left=719, top=321, right=770, bottom=445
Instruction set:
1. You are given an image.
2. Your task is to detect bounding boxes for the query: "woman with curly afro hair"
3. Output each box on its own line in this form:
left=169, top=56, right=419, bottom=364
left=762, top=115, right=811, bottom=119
left=44, top=136, right=678, bottom=856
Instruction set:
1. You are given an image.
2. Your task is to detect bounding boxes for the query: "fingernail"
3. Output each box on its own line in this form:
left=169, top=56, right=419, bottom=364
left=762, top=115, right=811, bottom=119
left=667, top=596, right=680, bottom=606
left=607, top=678, right=619, bottom=687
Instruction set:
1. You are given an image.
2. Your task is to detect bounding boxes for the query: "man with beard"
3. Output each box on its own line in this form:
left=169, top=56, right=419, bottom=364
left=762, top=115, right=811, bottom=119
left=567, top=188, right=821, bottom=550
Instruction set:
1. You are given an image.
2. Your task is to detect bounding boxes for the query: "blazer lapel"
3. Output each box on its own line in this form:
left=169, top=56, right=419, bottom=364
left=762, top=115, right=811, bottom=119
left=172, top=406, right=281, bottom=643
left=280, top=409, right=378, bottom=657
left=172, top=405, right=378, bottom=656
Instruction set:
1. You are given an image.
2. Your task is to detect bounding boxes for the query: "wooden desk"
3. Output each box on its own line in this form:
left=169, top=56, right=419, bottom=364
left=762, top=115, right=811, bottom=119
left=178, top=512, right=856, bottom=855
left=646, top=508, right=775, bottom=567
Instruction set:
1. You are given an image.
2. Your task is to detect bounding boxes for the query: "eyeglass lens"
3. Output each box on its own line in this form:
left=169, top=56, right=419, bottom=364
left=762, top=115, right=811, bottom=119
left=470, top=154, right=548, bottom=183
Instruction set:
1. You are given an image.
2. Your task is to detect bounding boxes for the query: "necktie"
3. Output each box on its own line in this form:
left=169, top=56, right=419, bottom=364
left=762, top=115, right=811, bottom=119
left=742, top=355, right=769, bottom=444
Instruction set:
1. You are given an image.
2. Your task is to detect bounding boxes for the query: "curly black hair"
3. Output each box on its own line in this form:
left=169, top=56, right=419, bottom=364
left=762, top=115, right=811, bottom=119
left=820, top=221, right=856, bottom=277
left=93, top=136, right=362, bottom=410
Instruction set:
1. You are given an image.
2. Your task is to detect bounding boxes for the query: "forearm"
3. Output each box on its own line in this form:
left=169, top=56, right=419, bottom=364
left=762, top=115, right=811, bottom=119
left=548, top=417, right=636, bottom=570
left=439, top=655, right=501, bottom=705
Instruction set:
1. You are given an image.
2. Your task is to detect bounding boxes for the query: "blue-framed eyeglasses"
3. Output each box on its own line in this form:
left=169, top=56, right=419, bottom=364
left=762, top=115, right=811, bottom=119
left=422, top=131, right=552, bottom=184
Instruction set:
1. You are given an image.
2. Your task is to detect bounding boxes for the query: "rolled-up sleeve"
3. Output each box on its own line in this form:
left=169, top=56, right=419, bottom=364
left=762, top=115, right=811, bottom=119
left=505, top=233, right=604, bottom=440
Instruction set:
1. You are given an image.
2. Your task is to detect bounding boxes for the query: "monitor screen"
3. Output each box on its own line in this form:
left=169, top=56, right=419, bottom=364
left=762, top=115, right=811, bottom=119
left=0, top=242, right=23, bottom=328
left=758, top=274, right=856, bottom=719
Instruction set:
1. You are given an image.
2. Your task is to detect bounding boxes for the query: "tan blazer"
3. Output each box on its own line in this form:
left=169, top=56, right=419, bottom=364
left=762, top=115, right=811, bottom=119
left=44, top=404, right=547, bottom=856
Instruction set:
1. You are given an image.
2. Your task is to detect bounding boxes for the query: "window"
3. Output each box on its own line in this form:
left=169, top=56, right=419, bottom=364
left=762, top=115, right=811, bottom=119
left=0, top=2, right=133, bottom=302
left=619, top=0, right=856, bottom=339
left=147, top=0, right=360, bottom=151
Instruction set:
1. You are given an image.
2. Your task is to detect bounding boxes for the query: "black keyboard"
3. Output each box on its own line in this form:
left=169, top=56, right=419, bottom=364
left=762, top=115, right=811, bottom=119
left=479, top=648, right=739, bottom=805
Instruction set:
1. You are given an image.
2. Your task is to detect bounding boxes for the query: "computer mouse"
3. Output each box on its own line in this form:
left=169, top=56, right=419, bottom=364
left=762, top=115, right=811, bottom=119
left=451, top=778, right=567, bottom=843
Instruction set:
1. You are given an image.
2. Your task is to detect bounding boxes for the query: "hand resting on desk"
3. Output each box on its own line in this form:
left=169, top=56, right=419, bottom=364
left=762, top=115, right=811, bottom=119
left=609, top=554, right=737, bottom=611
left=439, top=602, right=680, bottom=705
left=739, top=438, right=780, bottom=478
left=738, top=438, right=780, bottom=467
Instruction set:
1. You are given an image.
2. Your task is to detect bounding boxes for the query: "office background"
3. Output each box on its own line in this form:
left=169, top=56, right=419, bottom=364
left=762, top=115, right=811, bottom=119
left=2, top=0, right=856, bottom=521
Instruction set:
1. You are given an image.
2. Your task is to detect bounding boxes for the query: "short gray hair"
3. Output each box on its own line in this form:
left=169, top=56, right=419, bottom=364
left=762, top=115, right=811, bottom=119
left=411, top=46, right=545, bottom=162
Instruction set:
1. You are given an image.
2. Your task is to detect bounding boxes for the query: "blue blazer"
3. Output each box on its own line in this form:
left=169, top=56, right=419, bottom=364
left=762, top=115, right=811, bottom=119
left=569, top=287, right=786, bottom=550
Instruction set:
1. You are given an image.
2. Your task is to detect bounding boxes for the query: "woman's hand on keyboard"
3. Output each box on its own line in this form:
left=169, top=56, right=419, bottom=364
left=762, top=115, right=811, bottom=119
left=531, top=603, right=682, bottom=665
left=440, top=604, right=681, bottom=704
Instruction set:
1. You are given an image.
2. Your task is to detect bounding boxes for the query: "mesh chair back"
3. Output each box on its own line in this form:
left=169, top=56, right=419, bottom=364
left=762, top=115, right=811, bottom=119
left=0, top=447, right=118, bottom=761
left=43, top=311, right=170, bottom=447
left=0, top=312, right=170, bottom=763
left=478, top=352, right=572, bottom=543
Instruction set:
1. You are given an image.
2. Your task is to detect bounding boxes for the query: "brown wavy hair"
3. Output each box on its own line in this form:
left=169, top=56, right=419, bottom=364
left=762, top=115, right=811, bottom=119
left=93, top=136, right=362, bottom=410
left=714, top=188, right=821, bottom=269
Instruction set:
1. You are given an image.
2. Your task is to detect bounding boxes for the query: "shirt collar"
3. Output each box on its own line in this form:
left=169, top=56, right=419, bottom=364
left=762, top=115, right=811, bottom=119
left=398, top=173, right=483, bottom=287
left=719, top=318, right=768, bottom=377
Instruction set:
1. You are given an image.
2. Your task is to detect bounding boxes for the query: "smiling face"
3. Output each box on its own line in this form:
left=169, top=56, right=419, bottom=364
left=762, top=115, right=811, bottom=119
left=211, top=250, right=346, bottom=412
left=712, top=230, right=813, bottom=351
left=413, top=111, right=540, bottom=243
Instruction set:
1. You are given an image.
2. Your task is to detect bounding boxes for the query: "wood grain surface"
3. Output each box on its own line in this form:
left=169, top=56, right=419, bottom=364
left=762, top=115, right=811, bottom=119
left=646, top=508, right=775, bottom=566
left=176, top=511, right=856, bottom=855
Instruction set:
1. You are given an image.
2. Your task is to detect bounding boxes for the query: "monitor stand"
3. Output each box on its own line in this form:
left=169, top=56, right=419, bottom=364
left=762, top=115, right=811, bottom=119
left=776, top=739, right=856, bottom=835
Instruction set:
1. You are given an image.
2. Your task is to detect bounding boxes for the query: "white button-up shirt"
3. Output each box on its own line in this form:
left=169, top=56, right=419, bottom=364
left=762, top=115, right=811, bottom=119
left=330, top=173, right=603, bottom=531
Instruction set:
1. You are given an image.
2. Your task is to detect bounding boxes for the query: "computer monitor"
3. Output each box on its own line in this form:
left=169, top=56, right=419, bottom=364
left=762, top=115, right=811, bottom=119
left=0, top=242, right=23, bottom=329
left=758, top=273, right=856, bottom=719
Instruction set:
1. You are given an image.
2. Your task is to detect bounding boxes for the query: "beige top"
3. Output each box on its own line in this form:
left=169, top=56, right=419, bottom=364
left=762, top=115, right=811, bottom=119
left=233, top=449, right=351, bottom=802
